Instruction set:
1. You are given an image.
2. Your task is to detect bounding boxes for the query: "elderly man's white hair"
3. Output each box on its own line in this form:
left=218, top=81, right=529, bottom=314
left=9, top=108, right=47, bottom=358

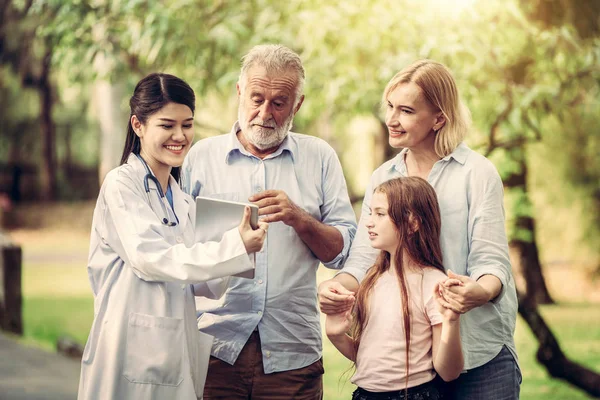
left=238, top=44, right=305, bottom=106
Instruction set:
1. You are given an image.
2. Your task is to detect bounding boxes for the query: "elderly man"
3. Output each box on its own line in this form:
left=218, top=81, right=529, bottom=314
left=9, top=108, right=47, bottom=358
left=181, top=44, right=357, bottom=399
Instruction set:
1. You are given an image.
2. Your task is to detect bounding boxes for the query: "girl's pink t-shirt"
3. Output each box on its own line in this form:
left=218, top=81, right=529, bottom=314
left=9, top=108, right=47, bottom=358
left=351, top=267, right=447, bottom=391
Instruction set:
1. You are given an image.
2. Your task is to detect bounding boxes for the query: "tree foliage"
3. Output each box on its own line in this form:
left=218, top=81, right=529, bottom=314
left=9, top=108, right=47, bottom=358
left=1, top=0, right=600, bottom=394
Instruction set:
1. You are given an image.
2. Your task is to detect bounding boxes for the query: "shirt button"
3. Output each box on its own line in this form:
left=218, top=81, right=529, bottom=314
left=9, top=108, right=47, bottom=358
left=176, top=236, right=183, bottom=243
left=265, top=351, right=271, bottom=358
left=257, top=311, right=263, bottom=316
left=256, top=187, right=263, bottom=192
left=258, top=279, right=263, bottom=284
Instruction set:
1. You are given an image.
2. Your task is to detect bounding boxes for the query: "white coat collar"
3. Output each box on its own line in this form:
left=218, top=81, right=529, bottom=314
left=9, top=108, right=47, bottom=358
left=126, top=153, right=191, bottom=232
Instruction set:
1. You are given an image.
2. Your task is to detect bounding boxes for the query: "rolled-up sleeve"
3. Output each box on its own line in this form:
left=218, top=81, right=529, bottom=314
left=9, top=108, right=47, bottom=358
left=320, top=149, right=357, bottom=269
left=467, top=168, right=512, bottom=303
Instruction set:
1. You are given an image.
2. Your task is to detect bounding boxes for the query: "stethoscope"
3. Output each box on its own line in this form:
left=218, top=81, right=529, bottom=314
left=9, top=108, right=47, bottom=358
left=135, top=153, right=178, bottom=226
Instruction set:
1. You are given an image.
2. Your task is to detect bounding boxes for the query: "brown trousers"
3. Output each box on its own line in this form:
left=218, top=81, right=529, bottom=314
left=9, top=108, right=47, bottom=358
left=203, top=331, right=324, bottom=400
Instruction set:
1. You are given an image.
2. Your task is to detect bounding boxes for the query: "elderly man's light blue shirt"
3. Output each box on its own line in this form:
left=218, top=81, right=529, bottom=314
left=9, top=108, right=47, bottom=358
left=340, top=143, right=518, bottom=370
left=181, top=123, right=357, bottom=373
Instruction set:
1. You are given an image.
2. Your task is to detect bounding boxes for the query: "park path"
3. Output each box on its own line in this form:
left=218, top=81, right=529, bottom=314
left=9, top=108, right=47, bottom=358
left=0, top=332, right=79, bottom=400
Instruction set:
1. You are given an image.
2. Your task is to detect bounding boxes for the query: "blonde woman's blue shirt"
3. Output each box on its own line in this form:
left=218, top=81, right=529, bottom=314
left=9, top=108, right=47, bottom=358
left=339, top=142, right=518, bottom=371
left=181, top=122, right=357, bottom=374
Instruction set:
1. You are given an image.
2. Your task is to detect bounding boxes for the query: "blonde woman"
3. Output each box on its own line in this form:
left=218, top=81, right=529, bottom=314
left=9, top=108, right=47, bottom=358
left=319, top=60, right=521, bottom=399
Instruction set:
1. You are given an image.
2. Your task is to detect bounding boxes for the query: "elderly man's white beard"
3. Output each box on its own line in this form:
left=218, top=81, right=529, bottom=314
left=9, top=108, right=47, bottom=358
left=238, top=105, right=295, bottom=150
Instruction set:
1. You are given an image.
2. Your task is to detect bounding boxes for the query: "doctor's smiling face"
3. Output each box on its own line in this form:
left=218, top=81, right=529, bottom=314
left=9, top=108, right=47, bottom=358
left=131, top=102, right=194, bottom=175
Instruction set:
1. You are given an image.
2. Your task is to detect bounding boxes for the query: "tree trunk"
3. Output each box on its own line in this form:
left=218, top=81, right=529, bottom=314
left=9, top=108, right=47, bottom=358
left=38, top=46, right=57, bottom=202
left=91, top=26, right=129, bottom=185
left=510, top=215, right=553, bottom=305
left=518, top=291, right=600, bottom=396
left=63, top=123, right=72, bottom=179
left=93, top=80, right=128, bottom=184
left=505, top=153, right=554, bottom=305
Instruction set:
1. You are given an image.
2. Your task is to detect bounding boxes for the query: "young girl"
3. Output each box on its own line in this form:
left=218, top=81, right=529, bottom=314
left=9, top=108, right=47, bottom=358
left=77, top=73, right=267, bottom=400
left=326, top=177, right=463, bottom=400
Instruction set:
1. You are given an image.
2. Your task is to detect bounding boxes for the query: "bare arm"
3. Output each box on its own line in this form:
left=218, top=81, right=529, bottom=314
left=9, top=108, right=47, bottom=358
left=477, top=274, right=503, bottom=301
left=325, top=310, right=356, bottom=361
left=250, top=189, right=343, bottom=262
left=293, top=207, right=344, bottom=263
left=432, top=282, right=464, bottom=381
left=318, top=273, right=359, bottom=314
left=431, top=320, right=463, bottom=381
left=438, top=270, right=503, bottom=313
left=328, top=333, right=356, bottom=362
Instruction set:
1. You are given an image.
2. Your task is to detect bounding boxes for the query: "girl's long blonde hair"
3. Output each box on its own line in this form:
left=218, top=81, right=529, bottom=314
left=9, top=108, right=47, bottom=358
left=383, top=60, right=472, bottom=157
left=350, top=177, right=444, bottom=391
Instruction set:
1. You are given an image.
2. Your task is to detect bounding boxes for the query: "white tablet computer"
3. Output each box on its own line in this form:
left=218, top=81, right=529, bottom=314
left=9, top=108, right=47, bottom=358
left=195, top=196, right=259, bottom=279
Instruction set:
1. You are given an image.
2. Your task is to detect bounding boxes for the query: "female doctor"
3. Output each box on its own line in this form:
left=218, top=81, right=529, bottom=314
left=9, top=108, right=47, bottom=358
left=77, top=73, right=267, bottom=400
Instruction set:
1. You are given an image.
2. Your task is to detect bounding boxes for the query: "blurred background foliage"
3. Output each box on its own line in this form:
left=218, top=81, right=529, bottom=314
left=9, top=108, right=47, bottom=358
left=1, top=0, right=599, bottom=397
left=1, top=0, right=598, bottom=271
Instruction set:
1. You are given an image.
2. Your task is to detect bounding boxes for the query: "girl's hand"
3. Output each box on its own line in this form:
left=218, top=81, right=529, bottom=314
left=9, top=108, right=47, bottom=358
left=238, top=206, right=268, bottom=254
left=434, top=282, right=461, bottom=322
left=325, top=309, right=352, bottom=338
left=318, top=280, right=355, bottom=315
left=439, top=270, right=496, bottom=314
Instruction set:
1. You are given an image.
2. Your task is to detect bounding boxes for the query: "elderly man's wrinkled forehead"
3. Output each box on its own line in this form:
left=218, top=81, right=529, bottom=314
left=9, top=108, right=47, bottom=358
left=240, top=65, right=299, bottom=92
left=239, top=65, right=304, bottom=101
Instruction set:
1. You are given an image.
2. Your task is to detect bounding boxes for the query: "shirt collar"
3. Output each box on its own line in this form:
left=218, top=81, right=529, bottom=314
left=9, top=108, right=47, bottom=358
left=388, top=148, right=409, bottom=173
left=127, top=152, right=152, bottom=177
left=442, top=142, right=469, bottom=165
left=127, top=152, right=183, bottom=193
left=126, top=153, right=190, bottom=229
left=225, top=121, right=296, bottom=164
left=389, top=141, right=469, bottom=172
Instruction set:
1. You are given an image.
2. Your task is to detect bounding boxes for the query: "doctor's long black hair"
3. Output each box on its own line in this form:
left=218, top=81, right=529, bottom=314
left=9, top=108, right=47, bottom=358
left=120, top=73, right=196, bottom=182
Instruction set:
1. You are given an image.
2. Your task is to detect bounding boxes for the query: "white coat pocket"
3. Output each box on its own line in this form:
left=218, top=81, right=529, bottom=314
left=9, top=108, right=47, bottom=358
left=123, top=312, right=184, bottom=386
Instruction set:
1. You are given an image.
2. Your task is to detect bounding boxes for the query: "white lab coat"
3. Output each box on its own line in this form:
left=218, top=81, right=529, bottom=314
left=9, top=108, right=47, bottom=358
left=77, top=154, right=254, bottom=400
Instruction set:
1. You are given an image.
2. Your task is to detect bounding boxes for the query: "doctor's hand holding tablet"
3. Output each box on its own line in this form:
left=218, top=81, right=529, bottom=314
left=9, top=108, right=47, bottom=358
left=238, top=205, right=268, bottom=253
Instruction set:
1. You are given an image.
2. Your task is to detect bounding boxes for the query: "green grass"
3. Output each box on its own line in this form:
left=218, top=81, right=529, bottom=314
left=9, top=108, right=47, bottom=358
left=23, top=296, right=94, bottom=351
left=20, top=262, right=94, bottom=351
left=514, top=304, right=600, bottom=400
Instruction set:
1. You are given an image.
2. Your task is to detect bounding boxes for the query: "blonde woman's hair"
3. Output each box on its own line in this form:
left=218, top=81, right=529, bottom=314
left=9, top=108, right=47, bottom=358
left=382, top=60, right=472, bottom=157
left=239, top=44, right=305, bottom=106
